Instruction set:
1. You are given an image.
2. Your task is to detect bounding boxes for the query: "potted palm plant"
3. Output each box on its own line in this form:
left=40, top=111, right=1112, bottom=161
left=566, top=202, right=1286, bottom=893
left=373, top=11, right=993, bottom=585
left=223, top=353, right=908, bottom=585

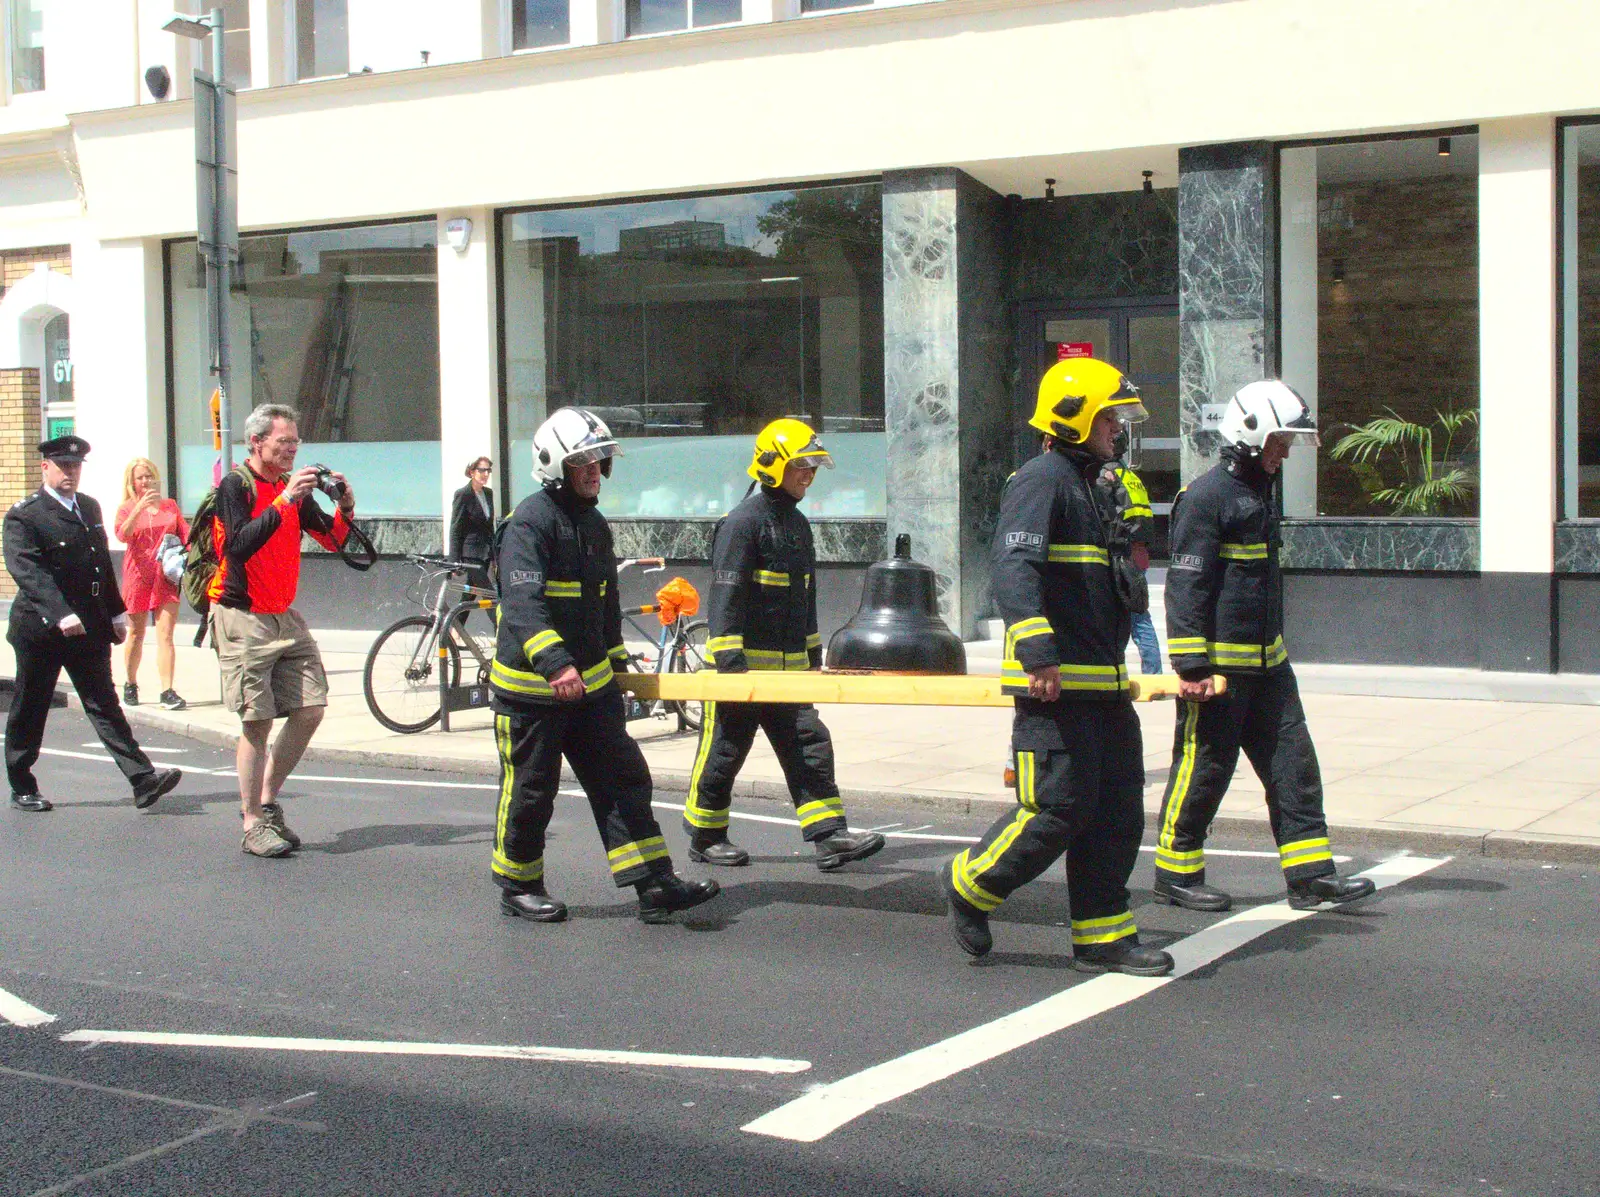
left=1329, top=408, right=1478, bottom=516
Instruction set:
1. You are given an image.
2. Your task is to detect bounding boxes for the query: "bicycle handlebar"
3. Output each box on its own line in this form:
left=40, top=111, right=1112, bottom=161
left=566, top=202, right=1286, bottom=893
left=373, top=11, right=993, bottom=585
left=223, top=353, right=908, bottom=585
left=407, top=553, right=478, bottom=574
left=619, top=557, right=666, bottom=573
left=627, top=604, right=661, bottom=616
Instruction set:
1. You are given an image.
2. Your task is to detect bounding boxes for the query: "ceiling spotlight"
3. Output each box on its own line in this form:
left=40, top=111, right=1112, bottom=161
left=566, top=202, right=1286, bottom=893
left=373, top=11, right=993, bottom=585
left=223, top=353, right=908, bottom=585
left=1044, top=178, right=1056, bottom=202
left=1438, top=136, right=1452, bottom=157
left=1142, top=170, right=1154, bottom=194
left=162, top=13, right=213, bottom=40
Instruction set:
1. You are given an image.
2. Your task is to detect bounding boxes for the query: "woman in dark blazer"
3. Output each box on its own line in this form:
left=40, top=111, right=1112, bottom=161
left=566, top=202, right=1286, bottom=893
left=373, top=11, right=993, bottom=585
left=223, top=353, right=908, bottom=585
left=449, top=457, right=496, bottom=592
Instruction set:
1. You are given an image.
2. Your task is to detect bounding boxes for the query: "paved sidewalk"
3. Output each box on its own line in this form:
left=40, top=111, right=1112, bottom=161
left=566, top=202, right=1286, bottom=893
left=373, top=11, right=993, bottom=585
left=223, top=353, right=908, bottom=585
left=6, top=629, right=1598, bottom=862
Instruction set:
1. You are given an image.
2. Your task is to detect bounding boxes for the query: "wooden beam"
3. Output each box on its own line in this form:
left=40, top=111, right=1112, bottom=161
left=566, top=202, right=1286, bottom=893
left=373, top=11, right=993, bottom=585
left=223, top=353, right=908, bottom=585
left=616, top=672, right=1225, bottom=707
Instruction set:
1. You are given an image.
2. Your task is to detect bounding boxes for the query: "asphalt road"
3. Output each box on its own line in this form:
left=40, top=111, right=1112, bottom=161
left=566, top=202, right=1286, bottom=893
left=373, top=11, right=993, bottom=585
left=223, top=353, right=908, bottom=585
left=1, top=710, right=1595, bottom=1197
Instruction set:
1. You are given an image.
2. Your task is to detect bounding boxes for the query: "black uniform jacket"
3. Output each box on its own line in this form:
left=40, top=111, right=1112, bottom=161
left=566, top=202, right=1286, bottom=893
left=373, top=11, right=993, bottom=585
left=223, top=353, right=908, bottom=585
left=1165, top=446, right=1288, bottom=679
left=706, top=486, right=822, bottom=673
left=449, top=483, right=496, bottom=563
left=993, top=445, right=1130, bottom=700
left=1094, top=461, right=1154, bottom=548
left=489, top=484, right=627, bottom=710
left=4, top=489, right=125, bottom=646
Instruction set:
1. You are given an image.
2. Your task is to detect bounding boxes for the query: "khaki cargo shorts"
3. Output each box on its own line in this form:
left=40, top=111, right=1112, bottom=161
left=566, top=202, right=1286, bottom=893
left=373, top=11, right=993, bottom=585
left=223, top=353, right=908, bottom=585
left=212, top=605, right=328, bottom=721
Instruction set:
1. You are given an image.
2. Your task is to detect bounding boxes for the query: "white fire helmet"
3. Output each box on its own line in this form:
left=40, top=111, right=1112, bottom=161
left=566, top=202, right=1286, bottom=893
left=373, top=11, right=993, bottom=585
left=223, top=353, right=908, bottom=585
left=531, top=407, right=621, bottom=485
left=1218, top=380, right=1320, bottom=454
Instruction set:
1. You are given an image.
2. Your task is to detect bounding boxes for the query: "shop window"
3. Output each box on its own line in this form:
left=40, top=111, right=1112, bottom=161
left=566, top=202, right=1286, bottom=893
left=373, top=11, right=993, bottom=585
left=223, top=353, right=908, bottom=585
left=295, top=0, right=348, bottom=79
left=222, top=0, right=252, bottom=88
left=1278, top=134, right=1480, bottom=518
left=1562, top=121, right=1600, bottom=518
left=6, top=0, right=44, bottom=93
left=500, top=183, right=885, bottom=517
left=802, top=0, right=870, bottom=10
left=166, top=220, right=441, bottom=517
left=512, top=0, right=568, bottom=49
left=42, top=312, right=70, bottom=406
left=626, top=0, right=741, bottom=37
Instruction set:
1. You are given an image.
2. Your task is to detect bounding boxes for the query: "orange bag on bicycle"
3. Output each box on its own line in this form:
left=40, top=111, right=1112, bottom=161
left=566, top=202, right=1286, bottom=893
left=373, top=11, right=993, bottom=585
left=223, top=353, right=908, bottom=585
left=655, top=577, right=700, bottom=625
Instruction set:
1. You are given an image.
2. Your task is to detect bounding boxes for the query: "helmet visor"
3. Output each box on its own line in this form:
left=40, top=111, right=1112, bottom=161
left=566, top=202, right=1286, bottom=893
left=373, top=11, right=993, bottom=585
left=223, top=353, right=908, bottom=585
left=1268, top=428, right=1321, bottom=448
left=565, top=442, right=621, bottom=469
left=789, top=434, right=834, bottom=470
left=1108, top=397, right=1149, bottom=425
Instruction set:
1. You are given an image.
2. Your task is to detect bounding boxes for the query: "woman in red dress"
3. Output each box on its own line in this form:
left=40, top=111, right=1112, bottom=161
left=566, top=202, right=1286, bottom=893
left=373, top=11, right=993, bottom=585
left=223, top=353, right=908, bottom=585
left=116, top=457, right=189, bottom=710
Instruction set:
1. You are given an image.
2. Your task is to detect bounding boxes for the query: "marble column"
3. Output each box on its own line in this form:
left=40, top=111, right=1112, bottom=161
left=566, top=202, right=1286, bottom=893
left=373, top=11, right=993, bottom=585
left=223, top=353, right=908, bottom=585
left=1177, top=142, right=1276, bottom=484
left=882, top=168, right=1010, bottom=638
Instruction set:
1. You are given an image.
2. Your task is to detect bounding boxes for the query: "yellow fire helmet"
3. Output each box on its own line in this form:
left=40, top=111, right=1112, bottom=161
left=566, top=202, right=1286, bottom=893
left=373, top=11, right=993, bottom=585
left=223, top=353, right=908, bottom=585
left=1030, top=357, right=1149, bottom=444
left=748, top=418, right=834, bottom=488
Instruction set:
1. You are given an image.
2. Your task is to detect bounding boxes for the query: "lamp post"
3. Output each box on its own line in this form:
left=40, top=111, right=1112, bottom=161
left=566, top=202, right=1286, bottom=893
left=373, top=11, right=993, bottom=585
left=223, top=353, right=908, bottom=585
left=164, top=9, right=236, bottom=471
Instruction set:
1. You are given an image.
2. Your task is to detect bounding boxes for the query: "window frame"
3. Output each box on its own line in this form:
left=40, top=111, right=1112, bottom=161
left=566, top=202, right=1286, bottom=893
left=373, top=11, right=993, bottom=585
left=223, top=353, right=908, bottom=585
left=503, top=0, right=572, bottom=54
left=4, top=0, right=47, bottom=99
left=624, top=0, right=744, bottom=39
left=1272, top=125, right=1482, bottom=522
left=290, top=0, right=349, bottom=83
left=1558, top=115, right=1600, bottom=521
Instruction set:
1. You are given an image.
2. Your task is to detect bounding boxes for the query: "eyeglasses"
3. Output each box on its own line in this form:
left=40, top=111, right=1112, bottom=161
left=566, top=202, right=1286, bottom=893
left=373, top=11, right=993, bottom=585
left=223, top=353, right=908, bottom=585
left=474, top=466, right=493, bottom=474
left=267, top=436, right=301, bottom=448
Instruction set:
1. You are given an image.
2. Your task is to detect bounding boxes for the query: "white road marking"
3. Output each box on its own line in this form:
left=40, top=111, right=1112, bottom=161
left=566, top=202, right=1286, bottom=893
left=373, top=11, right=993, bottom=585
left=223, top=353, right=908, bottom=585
left=84, top=743, right=187, bottom=754
left=60, top=1029, right=811, bottom=1075
left=291, top=772, right=498, bottom=790
left=740, top=853, right=1451, bottom=1142
left=0, top=984, right=55, bottom=1027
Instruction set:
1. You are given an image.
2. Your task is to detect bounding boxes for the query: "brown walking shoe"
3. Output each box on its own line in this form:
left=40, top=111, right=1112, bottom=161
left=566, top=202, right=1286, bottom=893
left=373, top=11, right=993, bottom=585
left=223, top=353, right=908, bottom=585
left=261, top=802, right=301, bottom=849
left=241, top=820, right=292, bottom=858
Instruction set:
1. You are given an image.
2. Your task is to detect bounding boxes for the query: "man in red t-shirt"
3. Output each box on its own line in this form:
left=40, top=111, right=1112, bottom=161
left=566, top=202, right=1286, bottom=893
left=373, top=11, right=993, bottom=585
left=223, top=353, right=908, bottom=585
left=211, top=403, right=354, bottom=857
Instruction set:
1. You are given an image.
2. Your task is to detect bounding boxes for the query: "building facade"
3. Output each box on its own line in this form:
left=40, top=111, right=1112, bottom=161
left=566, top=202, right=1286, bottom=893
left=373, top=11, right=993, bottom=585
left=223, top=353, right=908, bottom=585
left=1, top=0, right=1598, bottom=668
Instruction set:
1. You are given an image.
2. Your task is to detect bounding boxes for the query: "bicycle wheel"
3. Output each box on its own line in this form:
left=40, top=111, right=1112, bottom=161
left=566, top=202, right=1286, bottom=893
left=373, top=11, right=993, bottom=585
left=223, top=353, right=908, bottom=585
left=667, top=619, right=711, bottom=732
left=363, top=615, right=460, bottom=734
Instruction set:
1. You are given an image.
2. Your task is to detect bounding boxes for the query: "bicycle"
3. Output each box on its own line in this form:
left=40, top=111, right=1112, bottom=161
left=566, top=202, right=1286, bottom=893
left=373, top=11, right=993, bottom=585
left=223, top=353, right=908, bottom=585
left=616, top=557, right=711, bottom=733
left=362, top=555, right=497, bottom=734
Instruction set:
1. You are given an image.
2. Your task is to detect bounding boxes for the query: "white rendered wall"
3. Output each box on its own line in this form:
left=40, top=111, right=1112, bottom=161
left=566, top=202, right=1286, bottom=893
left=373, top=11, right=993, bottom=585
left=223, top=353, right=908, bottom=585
left=1479, top=116, right=1558, bottom=575
left=67, top=238, right=168, bottom=535
left=64, top=0, right=1600, bottom=241
left=436, top=209, right=500, bottom=531
left=1278, top=146, right=1318, bottom=518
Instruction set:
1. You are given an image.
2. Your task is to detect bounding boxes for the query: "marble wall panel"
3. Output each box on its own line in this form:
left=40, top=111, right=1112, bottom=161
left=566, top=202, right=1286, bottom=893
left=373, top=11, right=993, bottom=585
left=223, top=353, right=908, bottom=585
left=1279, top=519, right=1479, bottom=571
left=608, top=518, right=884, bottom=565
left=1178, top=143, right=1275, bottom=483
left=1555, top=522, right=1600, bottom=574
left=303, top=518, right=441, bottom=557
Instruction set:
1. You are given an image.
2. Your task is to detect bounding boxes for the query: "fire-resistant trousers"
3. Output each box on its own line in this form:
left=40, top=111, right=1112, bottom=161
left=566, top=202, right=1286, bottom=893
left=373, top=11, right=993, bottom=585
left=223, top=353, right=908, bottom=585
left=949, top=699, right=1146, bottom=951
left=682, top=699, right=846, bottom=842
left=1154, top=667, right=1336, bottom=888
left=491, top=688, right=675, bottom=892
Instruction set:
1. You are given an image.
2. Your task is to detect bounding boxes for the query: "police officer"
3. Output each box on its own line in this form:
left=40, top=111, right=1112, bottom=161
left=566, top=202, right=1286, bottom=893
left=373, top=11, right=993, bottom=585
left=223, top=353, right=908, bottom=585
left=1095, top=439, right=1162, bottom=675
left=1154, top=380, right=1376, bottom=913
left=681, top=419, right=885, bottom=871
left=942, top=361, right=1172, bottom=975
left=4, top=436, right=181, bottom=812
left=490, top=408, right=719, bottom=924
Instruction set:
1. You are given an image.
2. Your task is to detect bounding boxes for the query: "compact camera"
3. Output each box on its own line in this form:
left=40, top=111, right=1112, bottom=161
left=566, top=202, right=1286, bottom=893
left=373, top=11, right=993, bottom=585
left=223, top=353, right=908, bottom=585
left=309, top=463, right=346, bottom=502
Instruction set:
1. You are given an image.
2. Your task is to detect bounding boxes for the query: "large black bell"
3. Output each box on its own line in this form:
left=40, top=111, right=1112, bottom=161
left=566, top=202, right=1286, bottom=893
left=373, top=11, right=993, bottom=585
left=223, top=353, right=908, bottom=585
left=826, top=534, right=967, bottom=674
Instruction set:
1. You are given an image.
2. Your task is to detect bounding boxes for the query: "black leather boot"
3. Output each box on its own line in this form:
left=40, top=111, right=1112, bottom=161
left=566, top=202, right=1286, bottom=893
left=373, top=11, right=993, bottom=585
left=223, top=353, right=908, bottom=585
left=814, top=830, right=886, bottom=872
left=500, top=885, right=568, bottom=923
left=9, top=792, right=51, bottom=812
left=1071, top=940, right=1174, bottom=977
left=636, top=873, right=721, bottom=924
left=1152, top=878, right=1233, bottom=912
left=687, top=833, right=750, bottom=867
left=941, top=870, right=992, bottom=958
left=1288, top=874, right=1376, bottom=911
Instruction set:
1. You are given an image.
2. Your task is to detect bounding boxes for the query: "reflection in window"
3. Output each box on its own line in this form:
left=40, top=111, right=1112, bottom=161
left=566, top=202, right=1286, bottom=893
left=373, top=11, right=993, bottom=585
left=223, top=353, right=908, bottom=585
left=1279, top=135, right=1480, bottom=518
left=296, top=0, right=348, bottom=79
left=626, top=0, right=742, bottom=37
left=166, top=221, right=441, bottom=516
left=513, top=0, right=569, bottom=49
left=7, top=0, right=45, bottom=93
left=43, top=313, right=70, bottom=406
left=500, top=184, right=885, bottom=517
left=802, top=0, right=870, bottom=10
left=1564, top=122, right=1600, bottom=517
left=222, top=0, right=252, bottom=88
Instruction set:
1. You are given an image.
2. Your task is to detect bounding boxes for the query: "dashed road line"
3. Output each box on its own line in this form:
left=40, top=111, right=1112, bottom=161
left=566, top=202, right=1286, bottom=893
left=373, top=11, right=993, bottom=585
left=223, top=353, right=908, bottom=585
left=0, top=984, right=55, bottom=1027
left=740, top=853, right=1449, bottom=1143
left=60, top=1030, right=811, bottom=1075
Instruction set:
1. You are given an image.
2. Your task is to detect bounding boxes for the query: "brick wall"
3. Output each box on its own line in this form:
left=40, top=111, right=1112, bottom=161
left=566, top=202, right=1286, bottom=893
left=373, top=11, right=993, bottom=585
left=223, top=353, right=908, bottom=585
left=0, top=368, right=42, bottom=599
left=0, top=245, right=72, bottom=297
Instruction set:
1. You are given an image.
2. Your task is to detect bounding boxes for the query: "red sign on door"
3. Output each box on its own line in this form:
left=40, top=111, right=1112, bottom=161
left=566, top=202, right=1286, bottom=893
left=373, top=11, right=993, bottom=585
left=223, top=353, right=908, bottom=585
left=1056, top=342, right=1094, bottom=360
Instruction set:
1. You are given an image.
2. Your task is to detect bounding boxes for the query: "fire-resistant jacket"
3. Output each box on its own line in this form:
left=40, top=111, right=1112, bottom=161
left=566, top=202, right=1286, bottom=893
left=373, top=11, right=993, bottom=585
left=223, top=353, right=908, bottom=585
left=490, top=485, right=628, bottom=709
left=706, top=485, right=822, bottom=673
left=1095, top=461, right=1154, bottom=548
left=993, top=445, right=1130, bottom=699
left=1165, top=446, right=1288, bottom=679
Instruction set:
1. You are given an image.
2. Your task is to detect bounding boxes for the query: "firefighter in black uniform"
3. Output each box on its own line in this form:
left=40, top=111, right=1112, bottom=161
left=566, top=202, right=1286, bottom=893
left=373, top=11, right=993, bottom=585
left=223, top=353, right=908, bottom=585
left=1154, top=380, right=1376, bottom=913
left=4, top=436, right=181, bottom=812
left=941, top=360, right=1173, bottom=974
left=490, top=408, right=719, bottom=924
left=682, top=419, right=886, bottom=871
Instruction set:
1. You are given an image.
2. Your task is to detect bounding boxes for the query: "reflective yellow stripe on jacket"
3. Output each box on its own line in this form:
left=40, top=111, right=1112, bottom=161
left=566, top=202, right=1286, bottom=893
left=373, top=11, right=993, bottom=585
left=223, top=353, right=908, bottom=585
left=544, top=579, right=581, bottom=598
left=1218, top=542, right=1269, bottom=562
left=754, top=570, right=789, bottom=587
left=523, top=629, right=562, bottom=660
left=1046, top=543, right=1111, bottom=566
left=1171, top=635, right=1287, bottom=669
left=490, top=656, right=615, bottom=698
left=744, top=648, right=812, bottom=671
